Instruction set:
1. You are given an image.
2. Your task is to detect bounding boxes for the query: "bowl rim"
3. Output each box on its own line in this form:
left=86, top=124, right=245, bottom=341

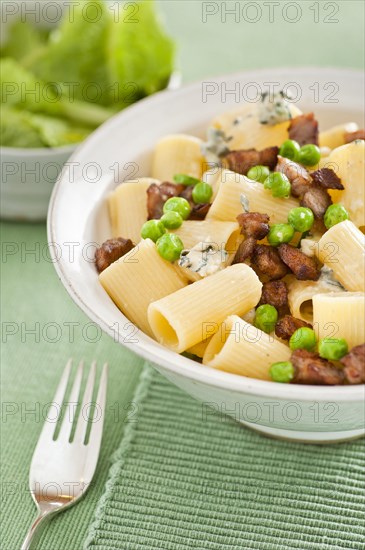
left=48, top=66, right=365, bottom=402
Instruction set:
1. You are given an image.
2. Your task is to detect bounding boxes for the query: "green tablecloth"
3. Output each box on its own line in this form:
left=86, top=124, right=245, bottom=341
left=85, top=366, right=365, bottom=550
left=1, top=2, right=364, bottom=549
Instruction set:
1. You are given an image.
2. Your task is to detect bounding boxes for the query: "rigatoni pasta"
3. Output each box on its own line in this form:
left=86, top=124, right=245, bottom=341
left=325, top=140, right=365, bottom=228
left=287, top=275, right=343, bottom=323
left=203, top=315, right=291, bottom=380
left=206, top=170, right=299, bottom=224
left=186, top=338, right=212, bottom=358
left=171, top=220, right=240, bottom=252
left=108, top=178, right=158, bottom=242
left=99, top=239, right=187, bottom=336
left=313, top=292, right=365, bottom=349
left=210, top=102, right=301, bottom=151
left=319, top=122, right=358, bottom=150
left=152, top=134, right=206, bottom=182
left=316, top=220, right=365, bottom=292
left=147, top=264, right=262, bottom=352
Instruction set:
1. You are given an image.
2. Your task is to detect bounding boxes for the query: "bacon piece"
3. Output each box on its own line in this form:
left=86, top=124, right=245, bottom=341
left=278, top=244, right=320, bottom=281
left=146, top=182, right=184, bottom=219
left=251, top=245, right=289, bottom=280
left=291, top=349, right=345, bottom=385
left=259, top=147, right=280, bottom=170
left=344, top=129, right=365, bottom=143
left=310, top=168, right=344, bottom=190
left=95, top=237, right=134, bottom=273
left=275, top=315, right=312, bottom=340
left=224, top=146, right=279, bottom=175
left=190, top=203, right=211, bottom=220
left=275, top=155, right=312, bottom=198
left=341, top=344, right=365, bottom=384
left=236, top=212, right=270, bottom=240
left=232, top=237, right=256, bottom=264
left=300, top=186, right=332, bottom=219
left=288, top=113, right=319, bottom=146
left=259, top=281, right=289, bottom=316
left=179, top=185, right=194, bottom=202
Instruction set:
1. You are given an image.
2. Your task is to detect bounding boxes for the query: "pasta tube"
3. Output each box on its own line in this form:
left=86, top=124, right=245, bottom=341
left=172, top=220, right=240, bottom=252
left=151, top=134, right=206, bottom=181
left=316, top=220, right=365, bottom=292
left=325, top=140, right=365, bottom=228
left=148, top=264, right=262, bottom=352
left=203, top=315, right=291, bottom=380
left=206, top=169, right=299, bottom=224
left=186, top=338, right=212, bottom=358
left=313, top=292, right=365, bottom=349
left=319, top=122, right=358, bottom=150
left=108, top=178, right=157, bottom=242
left=99, top=239, right=187, bottom=336
left=287, top=275, right=343, bottom=323
left=210, top=102, right=301, bottom=150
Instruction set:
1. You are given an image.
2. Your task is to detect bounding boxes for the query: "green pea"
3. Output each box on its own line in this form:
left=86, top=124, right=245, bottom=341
left=279, top=139, right=300, bottom=161
left=163, top=197, right=192, bottom=220
left=298, top=144, right=321, bottom=166
left=156, top=233, right=184, bottom=262
left=267, top=223, right=295, bottom=246
left=264, top=172, right=291, bottom=198
left=173, top=174, right=202, bottom=186
left=288, top=207, right=314, bottom=232
left=160, top=211, right=183, bottom=229
left=192, top=182, right=213, bottom=204
left=247, top=165, right=271, bottom=184
left=140, top=219, right=166, bottom=242
left=289, top=327, right=317, bottom=351
left=270, top=361, right=294, bottom=383
left=254, top=304, right=278, bottom=334
left=324, top=203, right=349, bottom=229
left=318, top=338, right=348, bottom=360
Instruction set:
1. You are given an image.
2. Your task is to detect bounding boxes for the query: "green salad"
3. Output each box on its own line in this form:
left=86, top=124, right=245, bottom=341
left=0, top=0, right=175, bottom=148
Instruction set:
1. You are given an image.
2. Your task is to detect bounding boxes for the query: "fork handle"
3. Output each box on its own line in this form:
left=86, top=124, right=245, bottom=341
left=21, top=511, right=51, bottom=550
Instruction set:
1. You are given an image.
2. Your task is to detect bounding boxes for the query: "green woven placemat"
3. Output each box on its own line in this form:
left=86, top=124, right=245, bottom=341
left=85, top=364, right=365, bottom=550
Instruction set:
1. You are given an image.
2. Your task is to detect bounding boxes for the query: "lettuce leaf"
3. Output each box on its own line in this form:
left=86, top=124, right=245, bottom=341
left=1, top=0, right=175, bottom=147
left=27, top=0, right=112, bottom=106
left=0, top=106, right=45, bottom=148
left=0, top=105, right=92, bottom=148
left=25, top=113, right=92, bottom=147
left=0, top=20, right=48, bottom=63
left=107, top=0, right=175, bottom=101
left=1, top=58, right=114, bottom=126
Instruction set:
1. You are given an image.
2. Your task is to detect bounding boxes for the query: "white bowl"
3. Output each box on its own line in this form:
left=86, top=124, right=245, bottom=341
left=48, top=67, right=365, bottom=443
left=1, top=144, right=77, bottom=221
left=0, top=1, right=77, bottom=221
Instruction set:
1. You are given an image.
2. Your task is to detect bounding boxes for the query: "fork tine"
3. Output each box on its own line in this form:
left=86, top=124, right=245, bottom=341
left=38, top=358, right=73, bottom=441
left=73, top=361, right=96, bottom=444
left=87, top=363, right=108, bottom=447
left=58, top=360, right=84, bottom=442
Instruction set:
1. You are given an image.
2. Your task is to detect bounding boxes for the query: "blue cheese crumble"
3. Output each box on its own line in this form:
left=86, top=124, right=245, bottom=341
left=201, top=127, right=232, bottom=163
left=178, top=241, right=228, bottom=277
left=259, top=90, right=292, bottom=126
left=240, top=193, right=250, bottom=213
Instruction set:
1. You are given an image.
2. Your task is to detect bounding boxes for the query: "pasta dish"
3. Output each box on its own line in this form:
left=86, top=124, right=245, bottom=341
left=95, top=91, right=365, bottom=385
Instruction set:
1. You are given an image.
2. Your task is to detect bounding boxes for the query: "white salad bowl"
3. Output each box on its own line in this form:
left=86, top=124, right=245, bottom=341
left=48, top=67, right=365, bottom=443
left=0, top=1, right=76, bottom=221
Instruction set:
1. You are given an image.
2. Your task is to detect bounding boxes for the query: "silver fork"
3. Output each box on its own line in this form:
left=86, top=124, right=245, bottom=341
left=21, top=359, right=108, bottom=550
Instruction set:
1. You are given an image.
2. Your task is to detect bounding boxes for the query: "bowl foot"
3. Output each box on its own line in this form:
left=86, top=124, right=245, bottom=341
left=240, top=422, right=365, bottom=444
